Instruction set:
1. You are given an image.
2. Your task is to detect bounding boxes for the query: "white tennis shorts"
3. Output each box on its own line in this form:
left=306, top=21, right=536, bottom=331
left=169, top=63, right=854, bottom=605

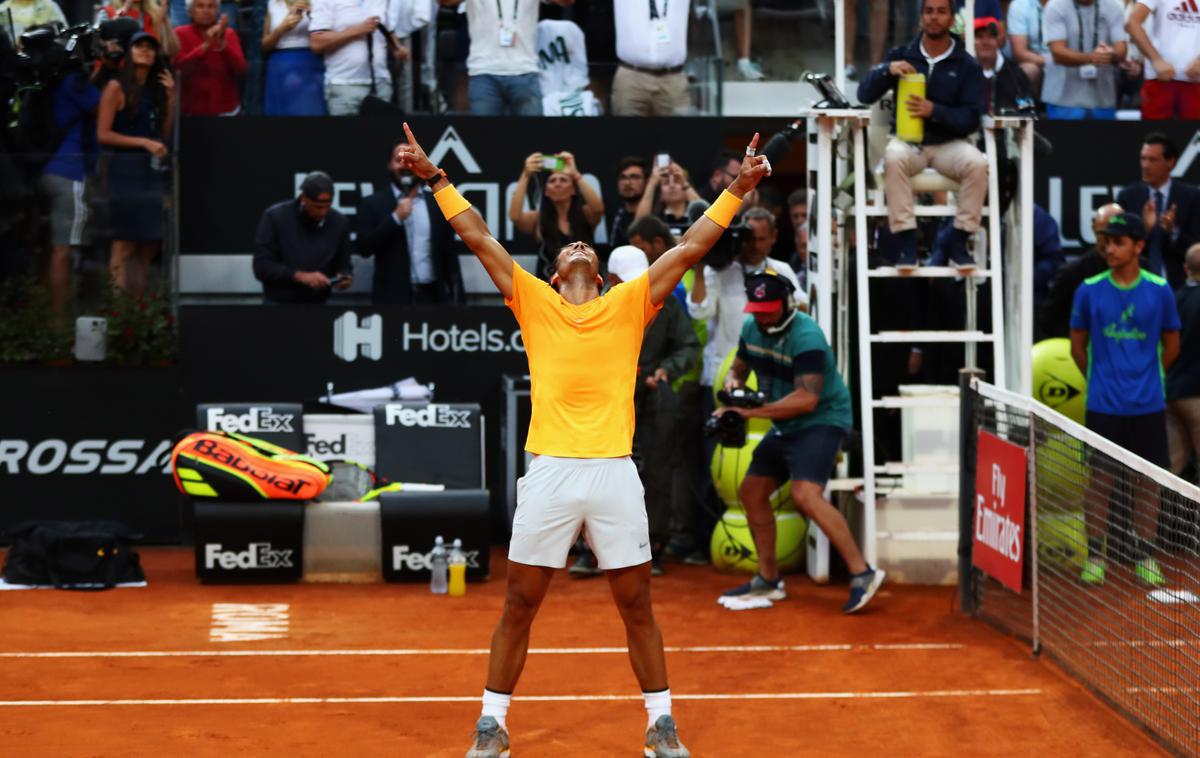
left=508, top=455, right=651, bottom=571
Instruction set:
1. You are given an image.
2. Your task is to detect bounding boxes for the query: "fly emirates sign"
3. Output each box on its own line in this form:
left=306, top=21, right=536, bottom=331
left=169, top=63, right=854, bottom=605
left=972, top=431, right=1027, bottom=593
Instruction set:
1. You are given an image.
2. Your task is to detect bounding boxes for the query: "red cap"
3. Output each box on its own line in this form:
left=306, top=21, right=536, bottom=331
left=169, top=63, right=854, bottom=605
left=973, top=16, right=1000, bottom=33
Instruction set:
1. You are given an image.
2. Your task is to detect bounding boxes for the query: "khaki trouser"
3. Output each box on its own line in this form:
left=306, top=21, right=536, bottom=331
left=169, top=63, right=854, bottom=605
left=883, top=137, right=988, bottom=233
left=1166, top=397, right=1200, bottom=477
left=611, top=66, right=693, bottom=116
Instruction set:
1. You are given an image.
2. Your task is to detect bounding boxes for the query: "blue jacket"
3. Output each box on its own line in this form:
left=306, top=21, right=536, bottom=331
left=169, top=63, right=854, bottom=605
left=856, top=35, right=985, bottom=146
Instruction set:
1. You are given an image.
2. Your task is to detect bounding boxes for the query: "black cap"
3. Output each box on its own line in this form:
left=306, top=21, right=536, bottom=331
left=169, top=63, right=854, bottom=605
left=99, top=17, right=140, bottom=43
left=300, top=171, right=335, bottom=200
left=1102, top=212, right=1145, bottom=241
left=127, top=31, right=160, bottom=49
left=743, top=272, right=793, bottom=312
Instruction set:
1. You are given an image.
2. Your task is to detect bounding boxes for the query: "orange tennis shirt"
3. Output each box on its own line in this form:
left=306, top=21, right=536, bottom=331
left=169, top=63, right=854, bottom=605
left=506, top=262, right=661, bottom=458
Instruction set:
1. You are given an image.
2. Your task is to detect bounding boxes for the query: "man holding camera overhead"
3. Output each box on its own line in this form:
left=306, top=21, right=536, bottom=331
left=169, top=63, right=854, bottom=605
left=718, top=271, right=885, bottom=613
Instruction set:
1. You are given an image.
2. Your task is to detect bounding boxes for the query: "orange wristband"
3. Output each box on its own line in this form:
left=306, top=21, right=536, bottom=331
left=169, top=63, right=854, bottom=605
left=703, top=190, right=742, bottom=229
left=434, top=184, right=471, bottom=220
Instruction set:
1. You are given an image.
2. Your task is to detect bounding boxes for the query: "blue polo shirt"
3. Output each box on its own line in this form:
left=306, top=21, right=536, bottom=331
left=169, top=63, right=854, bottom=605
left=1070, top=270, right=1180, bottom=415
left=736, top=311, right=853, bottom=435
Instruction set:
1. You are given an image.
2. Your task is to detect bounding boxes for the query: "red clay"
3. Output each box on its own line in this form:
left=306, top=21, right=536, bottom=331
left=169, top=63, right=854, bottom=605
left=0, top=547, right=1164, bottom=757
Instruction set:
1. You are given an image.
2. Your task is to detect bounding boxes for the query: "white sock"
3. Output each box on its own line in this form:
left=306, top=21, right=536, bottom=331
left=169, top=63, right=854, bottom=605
left=481, top=688, right=511, bottom=731
left=644, top=688, right=672, bottom=730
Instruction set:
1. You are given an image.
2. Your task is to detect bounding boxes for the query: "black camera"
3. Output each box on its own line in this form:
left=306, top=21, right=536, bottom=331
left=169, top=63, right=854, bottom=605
left=701, top=218, right=753, bottom=270
left=704, top=388, right=767, bottom=448
left=13, top=23, right=100, bottom=87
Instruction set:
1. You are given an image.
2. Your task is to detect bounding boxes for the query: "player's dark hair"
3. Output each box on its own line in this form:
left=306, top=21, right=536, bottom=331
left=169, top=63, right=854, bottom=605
left=1143, top=132, right=1178, bottom=162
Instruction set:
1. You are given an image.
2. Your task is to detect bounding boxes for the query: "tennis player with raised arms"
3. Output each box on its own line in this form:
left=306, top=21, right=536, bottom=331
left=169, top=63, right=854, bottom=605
left=396, top=123, right=770, bottom=758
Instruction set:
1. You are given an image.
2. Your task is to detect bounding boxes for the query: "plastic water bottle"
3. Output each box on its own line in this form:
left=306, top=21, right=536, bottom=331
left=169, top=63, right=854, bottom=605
left=430, top=536, right=448, bottom=594
left=448, top=538, right=467, bottom=597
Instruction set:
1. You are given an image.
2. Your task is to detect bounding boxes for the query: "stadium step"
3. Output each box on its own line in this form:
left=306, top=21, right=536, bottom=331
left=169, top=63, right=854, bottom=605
left=871, top=394, right=958, bottom=409
left=869, top=331, right=994, bottom=343
left=850, top=204, right=990, bottom=217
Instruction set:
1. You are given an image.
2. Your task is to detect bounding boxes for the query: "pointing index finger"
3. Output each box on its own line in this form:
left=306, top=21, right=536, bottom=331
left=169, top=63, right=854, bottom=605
left=748, top=132, right=760, bottom=151
left=402, top=122, right=421, bottom=150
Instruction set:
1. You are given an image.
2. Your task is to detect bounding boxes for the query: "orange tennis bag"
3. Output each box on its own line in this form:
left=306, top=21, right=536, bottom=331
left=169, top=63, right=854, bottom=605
left=171, top=431, right=332, bottom=501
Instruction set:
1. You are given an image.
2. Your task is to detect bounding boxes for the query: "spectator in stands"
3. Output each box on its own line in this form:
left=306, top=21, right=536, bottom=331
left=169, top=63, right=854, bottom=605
left=509, top=151, right=604, bottom=278
left=262, top=0, right=327, bottom=115
left=611, top=0, right=691, bottom=116
left=688, top=207, right=802, bottom=411
left=699, top=151, right=741, bottom=204
left=1116, top=132, right=1200, bottom=288
left=571, top=245, right=699, bottom=578
left=857, top=0, right=988, bottom=271
left=844, top=0, right=888, bottom=80
left=1008, top=0, right=1050, bottom=94
left=974, top=16, right=1036, bottom=111
left=610, top=156, right=648, bottom=249
left=0, top=0, right=64, bottom=41
left=96, top=32, right=174, bottom=299
left=1042, top=0, right=1127, bottom=119
left=94, top=17, right=140, bottom=90
left=787, top=189, right=808, bottom=292
left=626, top=215, right=678, bottom=269
left=1040, top=202, right=1123, bottom=339
left=253, top=171, right=353, bottom=304
left=1125, top=0, right=1200, bottom=119
left=720, top=272, right=886, bottom=613
left=174, top=0, right=246, bottom=116
left=1166, top=244, right=1200, bottom=481
left=310, top=0, right=404, bottom=116
left=716, top=0, right=764, bottom=80
left=953, top=0, right=1005, bottom=43
left=39, top=65, right=100, bottom=317
left=356, top=143, right=461, bottom=304
left=1070, top=211, right=1180, bottom=588
left=97, top=0, right=179, bottom=57
left=440, top=0, right=572, bottom=116
left=635, top=160, right=701, bottom=241
left=535, top=17, right=600, bottom=115
left=1117, top=0, right=1145, bottom=110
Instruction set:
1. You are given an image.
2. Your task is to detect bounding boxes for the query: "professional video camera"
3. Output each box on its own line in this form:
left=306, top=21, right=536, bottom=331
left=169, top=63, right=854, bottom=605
left=9, top=23, right=100, bottom=86
left=705, top=388, right=768, bottom=448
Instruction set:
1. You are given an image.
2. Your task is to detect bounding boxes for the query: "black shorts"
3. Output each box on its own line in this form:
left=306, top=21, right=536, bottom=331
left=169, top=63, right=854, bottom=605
left=1085, top=410, right=1170, bottom=470
left=746, top=426, right=846, bottom=486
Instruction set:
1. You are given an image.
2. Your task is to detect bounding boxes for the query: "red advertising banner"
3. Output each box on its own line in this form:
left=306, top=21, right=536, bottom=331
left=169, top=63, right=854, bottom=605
left=972, top=430, right=1028, bottom=593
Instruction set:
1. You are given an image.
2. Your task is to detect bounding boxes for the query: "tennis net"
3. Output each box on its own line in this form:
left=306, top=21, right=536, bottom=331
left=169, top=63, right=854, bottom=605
left=960, top=376, right=1200, bottom=757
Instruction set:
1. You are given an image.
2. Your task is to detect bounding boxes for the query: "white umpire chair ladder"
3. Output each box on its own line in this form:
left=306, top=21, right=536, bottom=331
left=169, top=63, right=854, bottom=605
left=803, top=108, right=1036, bottom=570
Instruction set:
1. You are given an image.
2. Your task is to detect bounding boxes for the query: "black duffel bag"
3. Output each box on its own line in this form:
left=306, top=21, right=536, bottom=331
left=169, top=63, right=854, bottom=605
left=2, top=520, right=145, bottom=589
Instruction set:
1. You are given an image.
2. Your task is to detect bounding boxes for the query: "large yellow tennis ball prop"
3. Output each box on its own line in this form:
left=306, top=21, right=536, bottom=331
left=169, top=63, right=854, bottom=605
left=711, top=439, right=795, bottom=512
left=1036, top=510, right=1089, bottom=570
left=710, top=510, right=807, bottom=573
left=710, top=347, right=789, bottom=510
left=1032, top=338, right=1087, bottom=425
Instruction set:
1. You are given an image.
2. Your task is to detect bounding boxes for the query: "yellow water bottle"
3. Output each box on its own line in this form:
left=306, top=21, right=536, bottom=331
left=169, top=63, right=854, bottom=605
left=448, top=538, right=467, bottom=597
left=896, top=73, right=926, bottom=144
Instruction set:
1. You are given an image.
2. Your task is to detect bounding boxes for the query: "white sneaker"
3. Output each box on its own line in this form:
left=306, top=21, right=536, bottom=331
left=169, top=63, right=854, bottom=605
left=737, top=59, right=765, bottom=81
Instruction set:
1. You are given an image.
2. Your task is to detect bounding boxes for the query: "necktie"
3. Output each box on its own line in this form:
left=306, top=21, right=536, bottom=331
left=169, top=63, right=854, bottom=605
left=1153, top=189, right=1164, bottom=217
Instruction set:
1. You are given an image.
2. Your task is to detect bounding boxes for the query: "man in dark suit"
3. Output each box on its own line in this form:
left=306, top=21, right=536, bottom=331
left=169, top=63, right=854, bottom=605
left=1116, top=132, right=1200, bottom=289
left=356, top=143, right=463, bottom=305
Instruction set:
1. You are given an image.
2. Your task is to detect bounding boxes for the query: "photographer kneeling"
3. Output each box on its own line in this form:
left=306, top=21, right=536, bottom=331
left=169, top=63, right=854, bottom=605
left=717, top=272, right=886, bottom=614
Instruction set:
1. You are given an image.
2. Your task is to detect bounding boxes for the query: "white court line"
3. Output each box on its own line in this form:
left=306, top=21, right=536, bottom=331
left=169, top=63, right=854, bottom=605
left=0, top=643, right=964, bottom=659
left=0, top=689, right=1042, bottom=707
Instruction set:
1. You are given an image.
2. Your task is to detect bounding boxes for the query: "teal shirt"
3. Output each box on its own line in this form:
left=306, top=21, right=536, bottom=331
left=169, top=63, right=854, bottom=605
left=737, top=312, right=853, bottom=434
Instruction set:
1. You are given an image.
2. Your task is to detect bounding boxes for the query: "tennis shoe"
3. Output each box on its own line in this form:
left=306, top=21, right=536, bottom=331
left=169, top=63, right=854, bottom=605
left=568, top=550, right=602, bottom=578
left=1080, top=558, right=1105, bottom=585
left=721, top=574, right=786, bottom=601
left=1135, top=557, right=1165, bottom=587
left=465, top=716, right=509, bottom=758
left=644, top=714, right=690, bottom=757
left=843, top=567, right=886, bottom=613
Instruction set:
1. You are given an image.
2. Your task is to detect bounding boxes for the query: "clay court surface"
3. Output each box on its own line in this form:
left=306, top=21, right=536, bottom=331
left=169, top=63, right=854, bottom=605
left=0, top=547, right=1164, bottom=757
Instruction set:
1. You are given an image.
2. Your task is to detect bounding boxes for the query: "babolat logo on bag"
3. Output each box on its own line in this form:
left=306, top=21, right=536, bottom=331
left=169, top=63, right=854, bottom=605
left=204, top=542, right=294, bottom=570
left=384, top=404, right=472, bottom=429
left=171, top=431, right=331, bottom=501
left=205, top=407, right=296, bottom=434
left=392, top=544, right=480, bottom=571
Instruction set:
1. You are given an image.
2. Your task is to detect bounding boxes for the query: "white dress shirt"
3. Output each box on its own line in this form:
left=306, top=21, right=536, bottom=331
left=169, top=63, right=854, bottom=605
left=309, top=0, right=392, bottom=85
left=393, top=184, right=434, bottom=285
left=614, top=0, right=689, bottom=69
